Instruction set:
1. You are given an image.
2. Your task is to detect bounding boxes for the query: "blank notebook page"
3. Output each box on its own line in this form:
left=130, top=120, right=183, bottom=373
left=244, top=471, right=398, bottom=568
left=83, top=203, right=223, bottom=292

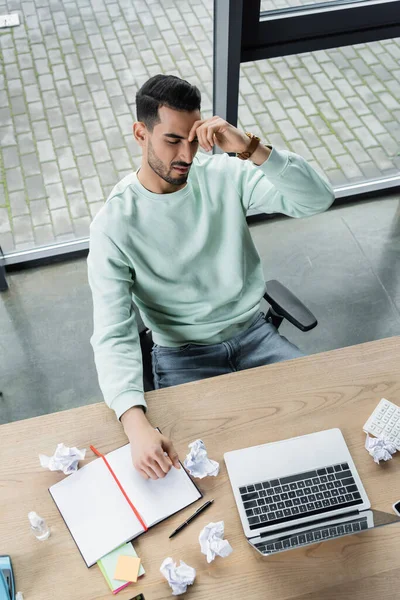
left=50, top=443, right=201, bottom=567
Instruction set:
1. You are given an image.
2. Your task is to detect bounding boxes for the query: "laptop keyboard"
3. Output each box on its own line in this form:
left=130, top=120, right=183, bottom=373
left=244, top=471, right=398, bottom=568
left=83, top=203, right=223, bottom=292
left=240, top=462, right=363, bottom=530
left=254, top=516, right=368, bottom=555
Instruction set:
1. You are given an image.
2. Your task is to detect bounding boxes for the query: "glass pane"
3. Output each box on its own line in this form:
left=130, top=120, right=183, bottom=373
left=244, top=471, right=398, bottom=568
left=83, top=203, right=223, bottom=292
left=0, top=0, right=213, bottom=255
left=238, top=38, right=400, bottom=191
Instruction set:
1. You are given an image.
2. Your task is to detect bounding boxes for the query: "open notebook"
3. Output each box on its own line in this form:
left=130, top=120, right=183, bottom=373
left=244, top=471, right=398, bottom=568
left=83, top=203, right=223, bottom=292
left=49, top=443, right=202, bottom=567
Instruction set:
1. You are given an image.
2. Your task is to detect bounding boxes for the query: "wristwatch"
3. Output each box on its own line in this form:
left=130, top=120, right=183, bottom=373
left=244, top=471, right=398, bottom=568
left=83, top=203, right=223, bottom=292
left=236, top=132, right=261, bottom=160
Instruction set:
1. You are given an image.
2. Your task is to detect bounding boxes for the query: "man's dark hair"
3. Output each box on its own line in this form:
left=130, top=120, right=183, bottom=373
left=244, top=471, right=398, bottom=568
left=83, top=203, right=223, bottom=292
left=136, top=74, right=201, bottom=130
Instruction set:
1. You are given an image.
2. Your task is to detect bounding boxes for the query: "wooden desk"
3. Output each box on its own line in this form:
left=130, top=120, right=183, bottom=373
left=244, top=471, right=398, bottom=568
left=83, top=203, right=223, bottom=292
left=2, top=337, right=400, bottom=600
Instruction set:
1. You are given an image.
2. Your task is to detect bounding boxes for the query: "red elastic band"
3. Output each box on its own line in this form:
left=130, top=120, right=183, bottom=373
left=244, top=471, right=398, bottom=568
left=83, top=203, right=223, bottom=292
left=90, top=445, right=148, bottom=531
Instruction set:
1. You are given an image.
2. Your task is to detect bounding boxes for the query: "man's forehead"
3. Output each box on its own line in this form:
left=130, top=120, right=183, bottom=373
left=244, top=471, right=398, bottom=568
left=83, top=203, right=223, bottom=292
left=156, top=106, right=200, bottom=133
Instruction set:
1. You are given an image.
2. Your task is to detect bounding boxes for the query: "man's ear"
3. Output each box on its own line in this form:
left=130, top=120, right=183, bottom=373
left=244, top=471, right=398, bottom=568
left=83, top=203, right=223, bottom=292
left=133, top=122, right=147, bottom=148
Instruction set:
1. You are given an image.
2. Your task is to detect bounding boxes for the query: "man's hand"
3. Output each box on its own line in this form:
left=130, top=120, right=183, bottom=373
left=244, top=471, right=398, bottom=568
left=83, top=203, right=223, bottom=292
left=121, top=406, right=181, bottom=480
left=188, top=116, right=251, bottom=154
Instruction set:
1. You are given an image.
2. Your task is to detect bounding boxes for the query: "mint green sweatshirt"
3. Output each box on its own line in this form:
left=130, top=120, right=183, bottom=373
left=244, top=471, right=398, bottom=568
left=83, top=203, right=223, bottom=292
left=87, top=148, right=334, bottom=419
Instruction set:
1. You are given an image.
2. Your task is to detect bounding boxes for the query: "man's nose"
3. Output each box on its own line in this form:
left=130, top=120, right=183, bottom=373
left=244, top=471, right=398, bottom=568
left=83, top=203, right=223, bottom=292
left=179, top=142, right=194, bottom=164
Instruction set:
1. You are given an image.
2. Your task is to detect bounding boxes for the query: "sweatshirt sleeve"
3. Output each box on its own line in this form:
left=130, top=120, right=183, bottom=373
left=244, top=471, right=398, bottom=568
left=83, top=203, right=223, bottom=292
left=87, top=226, right=147, bottom=420
left=239, top=146, right=335, bottom=216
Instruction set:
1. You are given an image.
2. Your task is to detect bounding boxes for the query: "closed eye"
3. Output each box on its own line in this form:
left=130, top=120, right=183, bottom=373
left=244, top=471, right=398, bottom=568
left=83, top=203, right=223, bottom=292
left=167, top=139, right=198, bottom=145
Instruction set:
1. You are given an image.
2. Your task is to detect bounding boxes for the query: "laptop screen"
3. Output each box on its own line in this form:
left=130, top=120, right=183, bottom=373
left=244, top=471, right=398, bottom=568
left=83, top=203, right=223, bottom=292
left=251, top=509, right=400, bottom=555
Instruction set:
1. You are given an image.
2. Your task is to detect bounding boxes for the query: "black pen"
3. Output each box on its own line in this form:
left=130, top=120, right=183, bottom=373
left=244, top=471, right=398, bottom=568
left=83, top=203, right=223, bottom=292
left=169, top=499, right=214, bottom=539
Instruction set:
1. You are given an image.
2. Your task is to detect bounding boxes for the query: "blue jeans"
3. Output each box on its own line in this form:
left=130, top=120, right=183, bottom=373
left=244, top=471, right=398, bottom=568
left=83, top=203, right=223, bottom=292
left=151, top=312, right=304, bottom=390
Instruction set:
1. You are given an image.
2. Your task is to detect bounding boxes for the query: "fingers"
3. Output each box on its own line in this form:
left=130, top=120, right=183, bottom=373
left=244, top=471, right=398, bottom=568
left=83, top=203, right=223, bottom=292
left=163, top=439, right=181, bottom=470
left=188, top=119, right=204, bottom=143
left=191, top=117, right=228, bottom=152
left=136, top=449, right=174, bottom=481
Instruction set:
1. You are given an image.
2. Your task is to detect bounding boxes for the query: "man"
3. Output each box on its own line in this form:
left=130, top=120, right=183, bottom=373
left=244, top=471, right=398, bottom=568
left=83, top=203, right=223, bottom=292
left=88, top=74, right=334, bottom=481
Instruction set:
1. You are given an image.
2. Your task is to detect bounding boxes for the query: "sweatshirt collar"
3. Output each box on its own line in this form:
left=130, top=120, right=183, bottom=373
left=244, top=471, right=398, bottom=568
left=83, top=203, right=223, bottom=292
left=132, top=168, right=192, bottom=201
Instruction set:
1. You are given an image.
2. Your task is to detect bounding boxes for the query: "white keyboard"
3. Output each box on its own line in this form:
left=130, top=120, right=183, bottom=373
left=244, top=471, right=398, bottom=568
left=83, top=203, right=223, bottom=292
left=363, top=398, right=400, bottom=449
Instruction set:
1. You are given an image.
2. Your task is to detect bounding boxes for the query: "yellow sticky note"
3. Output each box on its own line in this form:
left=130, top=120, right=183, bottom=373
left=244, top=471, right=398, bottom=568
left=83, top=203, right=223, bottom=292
left=114, top=555, right=141, bottom=583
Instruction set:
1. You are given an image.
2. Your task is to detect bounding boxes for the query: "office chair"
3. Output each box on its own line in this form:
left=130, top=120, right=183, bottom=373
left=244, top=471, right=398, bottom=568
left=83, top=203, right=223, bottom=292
left=136, top=280, right=317, bottom=392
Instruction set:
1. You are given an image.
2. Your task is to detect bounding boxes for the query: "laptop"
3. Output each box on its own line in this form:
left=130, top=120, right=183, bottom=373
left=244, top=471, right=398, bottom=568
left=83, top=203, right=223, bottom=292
left=224, top=428, right=400, bottom=556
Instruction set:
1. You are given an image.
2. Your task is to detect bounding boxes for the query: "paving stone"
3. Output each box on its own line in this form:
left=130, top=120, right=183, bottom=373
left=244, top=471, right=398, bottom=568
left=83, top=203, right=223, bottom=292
left=77, top=154, right=97, bottom=178
left=98, top=162, right=118, bottom=187
left=42, top=161, right=62, bottom=185
left=0, top=126, right=17, bottom=147
left=61, top=167, right=82, bottom=194
left=347, top=96, right=370, bottom=116
left=313, top=72, right=335, bottom=91
left=357, top=85, right=378, bottom=105
left=21, top=68, right=36, bottom=86
left=287, top=108, right=309, bottom=128
left=297, top=126, right=323, bottom=149
left=340, top=107, right=363, bottom=130
left=57, top=146, right=76, bottom=170
left=13, top=215, right=34, bottom=244
left=277, top=119, right=301, bottom=142
left=316, top=101, right=338, bottom=122
left=11, top=95, right=27, bottom=115
left=68, top=192, right=89, bottom=218
left=73, top=215, right=91, bottom=237
left=37, top=139, right=56, bottom=162
left=335, top=153, right=363, bottom=180
left=82, top=175, right=103, bottom=201
left=89, top=200, right=105, bottom=218
left=21, top=153, right=41, bottom=176
left=79, top=101, right=98, bottom=122
left=110, top=95, right=130, bottom=116
left=367, top=147, right=396, bottom=172
left=361, top=113, right=387, bottom=136
left=253, top=82, right=275, bottom=104
left=86, top=73, right=104, bottom=91
left=304, top=83, right=326, bottom=104
left=97, top=107, right=117, bottom=129
left=70, top=133, right=90, bottom=156
left=27, top=101, right=45, bottom=122
left=379, top=92, right=400, bottom=111
left=30, top=199, right=51, bottom=226
left=334, top=78, right=355, bottom=99
left=352, top=126, right=379, bottom=149
left=110, top=147, right=132, bottom=170
left=17, top=132, right=36, bottom=155
left=48, top=49, right=64, bottom=65
left=0, top=208, right=12, bottom=234
left=102, top=127, right=123, bottom=150
left=6, top=167, right=24, bottom=192
left=33, top=120, right=51, bottom=141
left=43, top=91, right=59, bottom=109
left=358, top=161, right=382, bottom=180
left=375, top=132, right=399, bottom=157
left=344, top=139, right=371, bottom=164
left=46, top=181, right=67, bottom=208
left=8, top=78, right=23, bottom=97
left=85, top=120, right=104, bottom=142
left=290, top=139, right=314, bottom=161
left=34, top=223, right=55, bottom=245
left=38, top=73, right=55, bottom=91
left=60, top=97, right=78, bottom=116
left=65, top=114, right=84, bottom=135
left=52, top=207, right=74, bottom=235
left=26, top=174, right=46, bottom=200
left=3, top=147, right=20, bottom=169
left=9, top=191, right=29, bottom=217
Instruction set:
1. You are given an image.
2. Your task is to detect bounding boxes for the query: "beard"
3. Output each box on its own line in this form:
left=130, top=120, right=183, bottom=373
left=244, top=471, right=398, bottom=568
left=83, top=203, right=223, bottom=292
left=147, top=139, right=191, bottom=186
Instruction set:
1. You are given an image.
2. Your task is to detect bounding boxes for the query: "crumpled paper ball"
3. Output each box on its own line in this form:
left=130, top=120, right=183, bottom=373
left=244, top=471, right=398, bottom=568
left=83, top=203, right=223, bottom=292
left=183, top=439, right=219, bottom=478
left=199, top=520, right=233, bottom=563
left=160, top=557, right=196, bottom=596
left=365, top=433, right=397, bottom=464
left=39, top=443, right=86, bottom=475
